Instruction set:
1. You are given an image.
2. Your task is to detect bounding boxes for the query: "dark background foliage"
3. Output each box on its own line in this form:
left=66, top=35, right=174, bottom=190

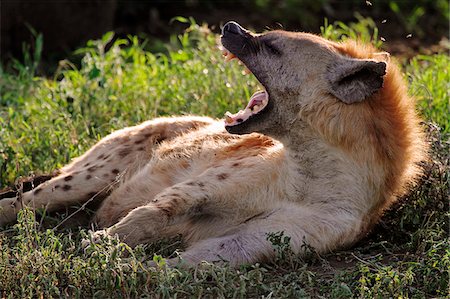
left=2, top=0, right=448, bottom=69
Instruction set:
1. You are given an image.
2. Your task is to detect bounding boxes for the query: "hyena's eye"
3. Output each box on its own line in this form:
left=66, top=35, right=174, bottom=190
left=262, top=39, right=281, bottom=56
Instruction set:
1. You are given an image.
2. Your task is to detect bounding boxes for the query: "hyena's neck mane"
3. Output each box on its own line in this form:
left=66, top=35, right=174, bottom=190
left=299, top=40, right=426, bottom=221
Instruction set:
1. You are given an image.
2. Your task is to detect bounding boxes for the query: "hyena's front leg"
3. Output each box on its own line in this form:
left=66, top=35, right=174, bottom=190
left=169, top=202, right=363, bottom=267
left=0, top=116, right=215, bottom=226
left=96, top=186, right=213, bottom=247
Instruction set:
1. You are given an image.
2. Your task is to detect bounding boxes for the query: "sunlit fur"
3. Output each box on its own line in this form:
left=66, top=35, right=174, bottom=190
left=300, top=40, right=427, bottom=234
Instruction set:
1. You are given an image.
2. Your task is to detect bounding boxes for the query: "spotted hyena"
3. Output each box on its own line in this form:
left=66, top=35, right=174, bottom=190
left=0, top=22, right=426, bottom=266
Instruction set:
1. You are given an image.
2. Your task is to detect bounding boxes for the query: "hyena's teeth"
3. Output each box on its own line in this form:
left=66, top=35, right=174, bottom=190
left=222, top=49, right=229, bottom=56
left=225, top=113, right=234, bottom=124
left=252, top=104, right=261, bottom=111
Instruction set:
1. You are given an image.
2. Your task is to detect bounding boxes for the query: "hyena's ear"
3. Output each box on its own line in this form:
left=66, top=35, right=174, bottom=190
left=326, top=58, right=387, bottom=104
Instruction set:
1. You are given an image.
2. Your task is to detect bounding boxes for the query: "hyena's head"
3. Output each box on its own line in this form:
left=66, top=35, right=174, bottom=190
left=221, top=21, right=388, bottom=139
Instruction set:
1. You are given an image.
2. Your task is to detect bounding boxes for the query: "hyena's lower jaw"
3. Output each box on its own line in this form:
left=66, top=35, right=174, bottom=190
left=224, top=90, right=269, bottom=127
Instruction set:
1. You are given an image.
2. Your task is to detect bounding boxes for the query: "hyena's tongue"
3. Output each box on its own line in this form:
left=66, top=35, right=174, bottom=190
left=225, top=90, right=268, bottom=126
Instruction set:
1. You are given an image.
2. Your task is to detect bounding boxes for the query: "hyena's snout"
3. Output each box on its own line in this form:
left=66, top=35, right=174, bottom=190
left=222, top=21, right=246, bottom=36
left=221, top=21, right=255, bottom=58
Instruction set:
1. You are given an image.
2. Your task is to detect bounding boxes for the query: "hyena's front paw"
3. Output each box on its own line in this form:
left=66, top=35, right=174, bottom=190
left=0, top=198, right=21, bottom=227
left=85, top=206, right=165, bottom=248
left=82, top=224, right=150, bottom=249
left=81, top=229, right=112, bottom=249
left=106, top=221, right=150, bottom=248
left=107, top=206, right=166, bottom=247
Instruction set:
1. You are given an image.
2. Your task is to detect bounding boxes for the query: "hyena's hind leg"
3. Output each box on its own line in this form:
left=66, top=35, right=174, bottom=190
left=0, top=116, right=215, bottom=226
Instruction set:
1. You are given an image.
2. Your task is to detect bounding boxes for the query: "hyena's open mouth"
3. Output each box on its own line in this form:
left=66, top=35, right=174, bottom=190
left=220, top=21, right=270, bottom=128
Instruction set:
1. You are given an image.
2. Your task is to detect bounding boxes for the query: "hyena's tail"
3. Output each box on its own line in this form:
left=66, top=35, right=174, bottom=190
left=0, top=171, right=59, bottom=200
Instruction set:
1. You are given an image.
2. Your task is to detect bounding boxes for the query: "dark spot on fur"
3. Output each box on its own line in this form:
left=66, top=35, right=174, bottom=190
left=118, top=148, right=130, bottom=157
left=137, top=146, right=145, bottom=151
left=120, top=136, right=131, bottom=144
left=188, top=197, right=208, bottom=215
left=186, top=181, right=196, bottom=186
left=87, top=166, right=97, bottom=172
left=33, top=188, right=42, bottom=195
left=188, top=204, right=203, bottom=215
left=217, top=173, right=229, bottom=180
left=191, top=204, right=204, bottom=215
left=85, top=174, right=92, bottom=180
left=155, top=136, right=166, bottom=143
left=103, top=154, right=110, bottom=160
left=111, top=169, right=120, bottom=175
left=98, top=154, right=105, bottom=159
left=197, top=182, right=205, bottom=187
left=54, top=185, right=60, bottom=189
left=64, top=175, right=73, bottom=181
left=236, top=118, right=243, bottom=123
left=84, top=162, right=91, bottom=167
left=169, top=193, right=180, bottom=197
left=103, top=173, right=109, bottom=178
left=158, top=206, right=174, bottom=217
left=62, top=185, right=72, bottom=191
left=232, top=162, right=240, bottom=167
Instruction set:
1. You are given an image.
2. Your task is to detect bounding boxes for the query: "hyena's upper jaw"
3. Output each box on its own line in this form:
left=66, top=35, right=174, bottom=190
left=221, top=21, right=276, bottom=135
left=221, top=21, right=255, bottom=56
left=222, top=21, right=251, bottom=37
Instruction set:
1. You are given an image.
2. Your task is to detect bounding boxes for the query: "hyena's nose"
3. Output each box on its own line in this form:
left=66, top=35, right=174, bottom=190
left=222, top=21, right=246, bottom=36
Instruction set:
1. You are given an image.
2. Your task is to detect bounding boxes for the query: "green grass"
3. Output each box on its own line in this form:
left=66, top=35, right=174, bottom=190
left=0, top=20, right=449, bottom=298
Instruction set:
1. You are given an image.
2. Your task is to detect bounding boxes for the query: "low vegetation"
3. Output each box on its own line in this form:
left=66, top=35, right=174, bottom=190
left=0, top=19, right=448, bottom=298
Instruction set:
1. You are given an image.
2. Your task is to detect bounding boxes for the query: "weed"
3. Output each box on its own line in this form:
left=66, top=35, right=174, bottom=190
left=321, top=14, right=383, bottom=48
